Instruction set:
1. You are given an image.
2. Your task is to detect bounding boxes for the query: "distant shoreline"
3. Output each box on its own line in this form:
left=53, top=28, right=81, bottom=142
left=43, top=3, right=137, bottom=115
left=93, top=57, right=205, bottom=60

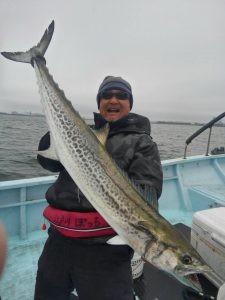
left=153, top=121, right=225, bottom=127
left=1, top=111, right=225, bottom=127
left=154, top=120, right=206, bottom=126
left=0, top=111, right=44, bottom=117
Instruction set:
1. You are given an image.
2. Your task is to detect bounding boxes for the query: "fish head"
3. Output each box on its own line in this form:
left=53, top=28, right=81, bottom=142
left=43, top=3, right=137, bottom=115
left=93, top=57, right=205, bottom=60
left=173, top=247, right=213, bottom=291
left=147, top=244, right=213, bottom=291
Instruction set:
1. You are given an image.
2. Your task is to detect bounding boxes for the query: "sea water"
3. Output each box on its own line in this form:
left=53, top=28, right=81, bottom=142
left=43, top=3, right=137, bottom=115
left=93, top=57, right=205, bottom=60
left=0, top=113, right=224, bottom=181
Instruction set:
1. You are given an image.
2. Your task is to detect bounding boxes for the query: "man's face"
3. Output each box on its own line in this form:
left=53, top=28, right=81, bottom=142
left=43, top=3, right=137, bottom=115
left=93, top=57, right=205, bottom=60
left=99, top=89, right=131, bottom=121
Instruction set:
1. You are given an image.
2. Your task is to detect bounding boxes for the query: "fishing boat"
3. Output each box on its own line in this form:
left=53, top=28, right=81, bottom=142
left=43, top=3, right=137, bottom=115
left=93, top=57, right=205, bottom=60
left=0, top=112, right=225, bottom=300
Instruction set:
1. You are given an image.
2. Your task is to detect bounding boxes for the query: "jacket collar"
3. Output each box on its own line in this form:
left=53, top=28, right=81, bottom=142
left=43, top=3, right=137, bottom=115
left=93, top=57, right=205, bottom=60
left=93, top=112, right=151, bottom=135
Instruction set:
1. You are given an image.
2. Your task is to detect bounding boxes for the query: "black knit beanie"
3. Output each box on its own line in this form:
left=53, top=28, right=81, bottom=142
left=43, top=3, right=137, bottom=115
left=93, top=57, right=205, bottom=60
left=96, top=76, right=133, bottom=109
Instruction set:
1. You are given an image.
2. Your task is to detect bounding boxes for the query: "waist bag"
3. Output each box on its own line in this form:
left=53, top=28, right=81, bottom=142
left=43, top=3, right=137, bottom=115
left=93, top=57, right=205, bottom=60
left=43, top=205, right=116, bottom=238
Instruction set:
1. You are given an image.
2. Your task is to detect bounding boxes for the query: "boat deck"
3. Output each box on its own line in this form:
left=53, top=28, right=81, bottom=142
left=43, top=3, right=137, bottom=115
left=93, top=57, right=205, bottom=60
left=189, top=184, right=225, bottom=205
left=0, top=232, right=46, bottom=300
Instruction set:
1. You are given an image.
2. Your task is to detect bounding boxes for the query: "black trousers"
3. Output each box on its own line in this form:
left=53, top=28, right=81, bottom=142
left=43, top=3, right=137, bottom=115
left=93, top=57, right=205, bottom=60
left=34, top=228, right=134, bottom=300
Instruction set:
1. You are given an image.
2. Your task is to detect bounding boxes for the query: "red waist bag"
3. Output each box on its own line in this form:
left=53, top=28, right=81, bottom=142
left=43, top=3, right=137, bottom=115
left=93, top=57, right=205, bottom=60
left=43, top=205, right=116, bottom=238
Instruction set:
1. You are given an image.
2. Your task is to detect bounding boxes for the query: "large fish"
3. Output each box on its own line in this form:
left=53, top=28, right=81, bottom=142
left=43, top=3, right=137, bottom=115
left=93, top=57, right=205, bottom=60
left=1, top=21, right=211, bottom=291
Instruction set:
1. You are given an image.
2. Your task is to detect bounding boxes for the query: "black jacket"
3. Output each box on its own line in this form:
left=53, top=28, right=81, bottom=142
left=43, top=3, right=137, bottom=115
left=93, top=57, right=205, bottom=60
left=37, top=113, right=163, bottom=212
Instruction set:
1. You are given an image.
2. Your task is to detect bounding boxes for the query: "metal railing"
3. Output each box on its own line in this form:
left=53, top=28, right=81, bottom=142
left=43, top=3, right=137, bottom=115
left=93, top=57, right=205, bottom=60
left=184, top=112, right=225, bottom=159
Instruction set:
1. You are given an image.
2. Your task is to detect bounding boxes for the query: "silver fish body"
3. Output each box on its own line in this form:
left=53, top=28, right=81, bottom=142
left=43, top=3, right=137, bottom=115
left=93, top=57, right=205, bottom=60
left=1, top=21, right=212, bottom=291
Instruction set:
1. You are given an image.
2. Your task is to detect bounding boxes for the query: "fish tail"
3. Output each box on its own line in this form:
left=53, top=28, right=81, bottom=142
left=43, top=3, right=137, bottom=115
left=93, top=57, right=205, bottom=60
left=1, top=20, right=54, bottom=65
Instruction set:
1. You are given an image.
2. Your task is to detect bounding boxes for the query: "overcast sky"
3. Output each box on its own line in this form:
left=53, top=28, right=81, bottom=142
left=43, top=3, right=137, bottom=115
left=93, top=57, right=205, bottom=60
left=0, top=0, right=225, bottom=122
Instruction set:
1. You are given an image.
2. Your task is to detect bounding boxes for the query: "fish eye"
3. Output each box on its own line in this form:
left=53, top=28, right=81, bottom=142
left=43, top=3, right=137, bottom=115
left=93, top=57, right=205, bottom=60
left=182, top=254, right=192, bottom=265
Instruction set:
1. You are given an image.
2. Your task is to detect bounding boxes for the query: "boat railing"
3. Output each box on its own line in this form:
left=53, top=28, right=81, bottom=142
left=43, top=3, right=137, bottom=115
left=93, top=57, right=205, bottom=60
left=0, top=175, right=57, bottom=240
left=184, top=112, right=225, bottom=159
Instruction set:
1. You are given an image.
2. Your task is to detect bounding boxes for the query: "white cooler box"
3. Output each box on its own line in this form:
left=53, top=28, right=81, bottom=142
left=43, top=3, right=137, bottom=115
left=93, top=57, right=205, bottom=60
left=191, top=207, right=225, bottom=288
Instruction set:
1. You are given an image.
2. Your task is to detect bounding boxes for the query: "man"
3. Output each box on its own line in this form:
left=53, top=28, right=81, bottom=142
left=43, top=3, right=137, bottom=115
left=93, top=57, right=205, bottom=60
left=34, top=76, right=163, bottom=300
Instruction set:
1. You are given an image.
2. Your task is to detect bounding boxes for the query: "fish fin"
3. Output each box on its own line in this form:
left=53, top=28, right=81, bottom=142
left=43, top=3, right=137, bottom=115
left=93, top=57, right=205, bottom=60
left=132, top=221, right=152, bottom=236
left=37, top=148, right=59, bottom=161
left=35, top=20, right=54, bottom=56
left=1, top=20, right=54, bottom=64
left=38, top=133, right=59, bottom=161
left=106, top=235, right=127, bottom=245
left=92, top=123, right=110, bottom=145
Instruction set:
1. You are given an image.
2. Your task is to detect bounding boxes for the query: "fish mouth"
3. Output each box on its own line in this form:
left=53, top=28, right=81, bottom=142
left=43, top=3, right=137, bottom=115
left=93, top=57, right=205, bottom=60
left=183, top=263, right=213, bottom=292
left=184, top=273, right=216, bottom=299
left=184, top=273, right=202, bottom=291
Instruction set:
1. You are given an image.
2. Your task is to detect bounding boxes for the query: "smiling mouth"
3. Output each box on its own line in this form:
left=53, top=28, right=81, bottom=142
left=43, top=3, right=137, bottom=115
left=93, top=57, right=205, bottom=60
left=107, top=107, right=120, bottom=113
